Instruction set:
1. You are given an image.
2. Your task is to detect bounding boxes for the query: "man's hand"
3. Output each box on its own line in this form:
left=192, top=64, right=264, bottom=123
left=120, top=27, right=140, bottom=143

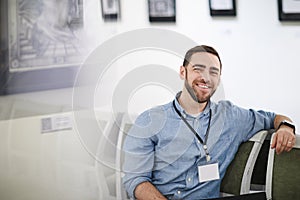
left=135, top=181, right=167, bottom=200
left=271, top=126, right=296, bottom=154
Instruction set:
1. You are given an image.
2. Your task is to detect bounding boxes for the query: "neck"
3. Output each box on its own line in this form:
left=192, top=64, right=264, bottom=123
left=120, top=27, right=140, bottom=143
left=178, top=89, right=207, bottom=114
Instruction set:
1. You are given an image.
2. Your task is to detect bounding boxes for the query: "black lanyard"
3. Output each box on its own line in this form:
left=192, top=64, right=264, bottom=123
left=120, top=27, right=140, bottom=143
left=173, top=100, right=212, bottom=162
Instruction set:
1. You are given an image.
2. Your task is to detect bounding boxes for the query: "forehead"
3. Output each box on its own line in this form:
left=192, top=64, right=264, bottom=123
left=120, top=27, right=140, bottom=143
left=189, top=52, right=221, bottom=69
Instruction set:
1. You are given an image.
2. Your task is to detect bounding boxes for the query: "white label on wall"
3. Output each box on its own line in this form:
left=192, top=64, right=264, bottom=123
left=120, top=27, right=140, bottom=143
left=41, top=115, right=73, bottom=133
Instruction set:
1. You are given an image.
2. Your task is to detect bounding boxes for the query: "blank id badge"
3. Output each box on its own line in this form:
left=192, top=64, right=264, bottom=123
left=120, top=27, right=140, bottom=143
left=198, top=162, right=220, bottom=183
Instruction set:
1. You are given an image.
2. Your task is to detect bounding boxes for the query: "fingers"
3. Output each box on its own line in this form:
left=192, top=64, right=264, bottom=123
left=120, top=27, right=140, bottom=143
left=285, top=137, right=296, bottom=152
left=271, top=134, right=277, bottom=149
left=271, top=131, right=296, bottom=154
left=275, top=133, right=285, bottom=154
left=281, top=135, right=289, bottom=153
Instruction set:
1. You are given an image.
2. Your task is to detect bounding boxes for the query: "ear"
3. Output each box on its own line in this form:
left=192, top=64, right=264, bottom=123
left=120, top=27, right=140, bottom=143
left=179, top=65, right=186, bottom=80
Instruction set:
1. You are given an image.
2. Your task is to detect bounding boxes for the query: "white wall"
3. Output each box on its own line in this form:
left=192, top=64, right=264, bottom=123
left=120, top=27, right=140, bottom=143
left=88, top=0, right=300, bottom=129
left=2, top=0, right=299, bottom=128
left=100, top=0, right=296, bottom=131
left=1, top=1, right=300, bottom=199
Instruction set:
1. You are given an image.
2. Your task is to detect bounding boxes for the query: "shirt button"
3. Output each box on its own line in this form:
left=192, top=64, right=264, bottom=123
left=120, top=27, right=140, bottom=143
left=188, top=177, right=192, bottom=182
left=177, top=190, right=181, bottom=195
left=198, top=140, right=201, bottom=144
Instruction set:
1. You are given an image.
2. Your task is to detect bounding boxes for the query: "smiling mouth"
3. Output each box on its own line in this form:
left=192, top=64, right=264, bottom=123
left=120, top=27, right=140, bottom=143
left=196, top=84, right=209, bottom=89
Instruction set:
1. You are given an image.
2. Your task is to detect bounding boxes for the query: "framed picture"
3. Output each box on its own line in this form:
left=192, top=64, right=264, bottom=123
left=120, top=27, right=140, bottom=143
left=101, top=0, right=121, bottom=21
left=148, top=0, right=176, bottom=22
left=0, top=0, right=86, bottom=95
left=209, top=0, right=236, bottom=16
left=278, top=0, right=300, bottom=21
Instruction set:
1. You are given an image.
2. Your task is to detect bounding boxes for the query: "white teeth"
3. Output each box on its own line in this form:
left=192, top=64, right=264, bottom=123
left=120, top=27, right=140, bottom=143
left=199, top=85, right=208, bottom=89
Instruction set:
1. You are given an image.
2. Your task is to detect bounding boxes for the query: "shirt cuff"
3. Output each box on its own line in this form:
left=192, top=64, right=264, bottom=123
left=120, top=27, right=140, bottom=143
left=127, top=177, right=152, bottom=199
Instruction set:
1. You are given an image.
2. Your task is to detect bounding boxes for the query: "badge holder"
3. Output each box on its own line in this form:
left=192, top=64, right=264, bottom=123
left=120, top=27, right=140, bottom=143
left=198, top=147, right=220, bottom=183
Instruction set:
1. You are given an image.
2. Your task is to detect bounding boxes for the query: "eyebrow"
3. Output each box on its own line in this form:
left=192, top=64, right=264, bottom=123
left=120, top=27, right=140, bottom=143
left=192, top=64, right=205, bottom=68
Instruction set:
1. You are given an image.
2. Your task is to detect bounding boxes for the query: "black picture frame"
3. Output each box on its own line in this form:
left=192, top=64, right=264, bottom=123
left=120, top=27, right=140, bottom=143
left=101, top=0, right=121, bottom=21
left=278, top=0, right=300, bottom=21
left=209, top=0, right=236, bottom=16
left=0, top=0, right=85, bottom=95
left=148, top=0, right=176, bottom=22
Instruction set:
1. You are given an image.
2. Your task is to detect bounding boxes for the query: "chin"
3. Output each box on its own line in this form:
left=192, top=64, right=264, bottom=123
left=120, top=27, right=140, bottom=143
left=196, top=97, right=211, bottom=104
left=197, top=91, right=216, bottom=103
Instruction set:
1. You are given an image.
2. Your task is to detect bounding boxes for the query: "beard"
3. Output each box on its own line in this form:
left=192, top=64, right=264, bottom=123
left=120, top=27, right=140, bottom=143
left=184, top=71, right=217, bottom=104
left=184, top=80, right=213, bottom=103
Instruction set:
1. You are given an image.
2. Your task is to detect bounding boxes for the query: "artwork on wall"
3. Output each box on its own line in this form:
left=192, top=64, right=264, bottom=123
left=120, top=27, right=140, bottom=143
left=148, top=0, right=176, bottom=22
left=209, top=0, right=236, bottom=16
left=0, top=0, right=86, bottom=95
left=101, top=0, right=121, bottom=21
left=278, top=0, right=300, bottom=21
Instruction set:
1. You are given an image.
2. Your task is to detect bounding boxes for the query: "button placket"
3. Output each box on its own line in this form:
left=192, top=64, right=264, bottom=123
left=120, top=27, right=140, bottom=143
left=186, top=168, right=194, bottom=188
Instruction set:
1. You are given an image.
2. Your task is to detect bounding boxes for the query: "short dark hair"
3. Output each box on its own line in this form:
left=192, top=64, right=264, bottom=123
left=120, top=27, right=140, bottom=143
left=183, top=45, right=222, bottom=71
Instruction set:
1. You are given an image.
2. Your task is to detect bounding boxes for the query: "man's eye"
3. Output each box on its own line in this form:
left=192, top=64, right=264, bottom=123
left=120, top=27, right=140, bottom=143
left=210, top=71, right=219, bottom=75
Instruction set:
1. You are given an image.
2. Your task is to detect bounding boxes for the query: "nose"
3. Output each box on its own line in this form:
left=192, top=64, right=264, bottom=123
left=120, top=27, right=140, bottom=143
left=199, top=69, right=210, bottom=83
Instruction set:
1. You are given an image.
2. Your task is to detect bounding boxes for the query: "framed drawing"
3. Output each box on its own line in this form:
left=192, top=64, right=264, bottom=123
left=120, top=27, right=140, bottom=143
left=148, top=0, right=176, bottom=22
left=0, top=0, right=86, bottom=95
left=101, top=0, right=121, bottom=21
left=278, top=0, right=300, bottom=21
left=209, top=0, right=236, bottom=16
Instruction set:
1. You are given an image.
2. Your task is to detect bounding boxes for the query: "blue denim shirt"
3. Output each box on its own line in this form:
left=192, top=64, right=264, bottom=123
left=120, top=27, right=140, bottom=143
left=122, top=94, right=276, bottom=200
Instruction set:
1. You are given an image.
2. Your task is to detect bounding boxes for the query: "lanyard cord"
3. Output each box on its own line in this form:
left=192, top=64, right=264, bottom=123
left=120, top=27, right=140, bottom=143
left=172, top=100, right=212, bottom=162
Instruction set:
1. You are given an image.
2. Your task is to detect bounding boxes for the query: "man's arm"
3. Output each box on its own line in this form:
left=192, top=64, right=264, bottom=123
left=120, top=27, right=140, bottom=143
left=271, top=114, right=296, bottom=154
left=122, top=111, right=165, bottom=199
left=134, top=181, right=167, bottom=200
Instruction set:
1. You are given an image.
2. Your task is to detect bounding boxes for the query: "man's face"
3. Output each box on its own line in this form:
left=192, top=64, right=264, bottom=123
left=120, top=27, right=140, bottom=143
left=180, top=52, right=221, bottom=103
